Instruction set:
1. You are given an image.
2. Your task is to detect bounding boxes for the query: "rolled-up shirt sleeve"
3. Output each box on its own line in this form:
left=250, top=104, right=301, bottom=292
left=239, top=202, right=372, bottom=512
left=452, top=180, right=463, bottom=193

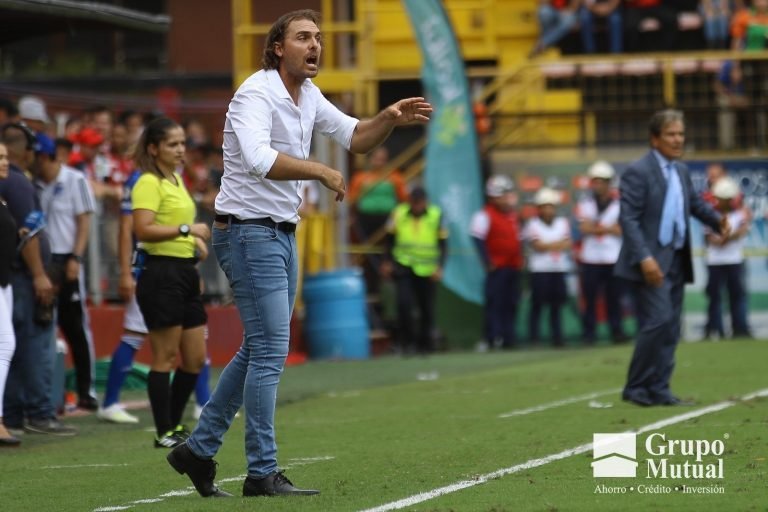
left=228, top=87, right=279, bottom=180
left=313, top=90, right=358, bottom=150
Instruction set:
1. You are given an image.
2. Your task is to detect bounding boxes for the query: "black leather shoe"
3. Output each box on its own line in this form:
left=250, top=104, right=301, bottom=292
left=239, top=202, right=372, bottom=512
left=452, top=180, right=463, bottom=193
left=622, top=393, right=654, bottom=407
left=243, top=471, right=320, bottom=496
left=167, top=443, right=232, bottom=497
left=658, top=395, right=696, bottom=406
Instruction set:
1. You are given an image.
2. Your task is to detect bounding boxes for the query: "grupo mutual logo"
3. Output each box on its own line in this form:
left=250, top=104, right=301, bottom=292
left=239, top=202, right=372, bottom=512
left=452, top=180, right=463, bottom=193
left=592, top=433, right=638, bottom=477
left=592, top=432, right=727, bottom=495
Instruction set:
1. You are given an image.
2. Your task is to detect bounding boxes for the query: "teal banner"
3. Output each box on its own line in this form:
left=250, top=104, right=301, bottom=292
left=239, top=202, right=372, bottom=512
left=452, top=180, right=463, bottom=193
left=402, top=0, right=485, bottom=304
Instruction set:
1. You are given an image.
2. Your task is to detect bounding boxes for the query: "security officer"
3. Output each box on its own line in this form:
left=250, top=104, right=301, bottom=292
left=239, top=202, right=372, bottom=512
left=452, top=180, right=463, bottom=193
left=381, top=187, right=447, bottom=354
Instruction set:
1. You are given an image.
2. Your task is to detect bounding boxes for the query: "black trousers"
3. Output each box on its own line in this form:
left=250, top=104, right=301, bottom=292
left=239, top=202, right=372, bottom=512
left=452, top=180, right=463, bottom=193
left=393, top=263, right=436, bottom=353
left=529, top=272, right=568, bottom=345
left=485, top=267, right=521, bottom=347
left=52, top=262, right=93, bottom=401
left=580, top=263, right=625, bottom=341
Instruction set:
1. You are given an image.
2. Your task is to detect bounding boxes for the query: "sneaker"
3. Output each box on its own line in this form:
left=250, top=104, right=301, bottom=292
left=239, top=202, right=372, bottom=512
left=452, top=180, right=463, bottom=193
left=167, top=443, right=232, bottom=497
left=77, top=396, right=99, bottom=411
left=174, top=424, right=191, bottom=440
left=24, top=418, right=78, bottom=436
left=155, top=430, right=187, bottom=449
left=97, top=404, right=139, bottom=424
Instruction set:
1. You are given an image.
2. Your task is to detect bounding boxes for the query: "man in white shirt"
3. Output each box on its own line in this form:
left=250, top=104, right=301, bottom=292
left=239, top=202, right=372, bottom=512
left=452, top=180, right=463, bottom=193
left=575, top=161, right=627, bottom=344
left=33, top=133, right=98, bottom=411
left=168, top=9, right=432, bottom=499
left=523, top=187, right=572, bottom=347
left=703, top=177, right=752, bottom=339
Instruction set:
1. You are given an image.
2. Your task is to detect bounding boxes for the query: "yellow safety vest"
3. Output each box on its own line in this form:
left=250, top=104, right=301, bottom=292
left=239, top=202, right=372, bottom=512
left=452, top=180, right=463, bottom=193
left=392, top=203, right=442, bottom=277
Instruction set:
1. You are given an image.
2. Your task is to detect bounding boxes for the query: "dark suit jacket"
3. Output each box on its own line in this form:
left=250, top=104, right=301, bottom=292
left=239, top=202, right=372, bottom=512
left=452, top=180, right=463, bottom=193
left=614, top=151, right=721, bottom=283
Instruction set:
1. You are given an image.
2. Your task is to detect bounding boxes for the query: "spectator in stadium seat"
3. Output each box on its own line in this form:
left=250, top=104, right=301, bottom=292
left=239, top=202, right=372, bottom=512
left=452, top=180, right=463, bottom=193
left=615, top=110, right=728, bottom=407
left=699, top=0, right=731, bottom=48
left=575, top=161, right=628, bottom=344
left=580, top=0, right=623, bottom=53
left=703, top=177, right=752, bottom=339
left=166, top=9, right=432, bottom=499
left=529, top=0, right=581, bottom=58
left=0, top=142, right=20, bottom=447
left=523, top=187, right=572, bottom=347
left=624, top=0, right=678, bottom=52
left=470, top=175, right=523, bottom=350
left=730, top=0, right=768, bottom=50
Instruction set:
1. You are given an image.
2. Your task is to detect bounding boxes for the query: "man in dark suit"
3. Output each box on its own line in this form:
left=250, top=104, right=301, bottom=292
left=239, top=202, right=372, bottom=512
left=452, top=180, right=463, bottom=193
left=614, top=110, right=730, bottom=407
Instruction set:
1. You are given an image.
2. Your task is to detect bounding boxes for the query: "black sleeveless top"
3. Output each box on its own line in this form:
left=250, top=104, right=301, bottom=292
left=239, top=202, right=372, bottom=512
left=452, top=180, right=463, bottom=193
left=0, top=195, right=17, bottom=287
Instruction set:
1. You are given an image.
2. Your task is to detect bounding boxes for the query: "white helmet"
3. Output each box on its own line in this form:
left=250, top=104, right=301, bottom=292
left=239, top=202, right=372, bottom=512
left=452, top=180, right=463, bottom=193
left=587, top=160, right=615, bottom=180
left=534, top=187, right=561, bottom=206
left=712, top=177, right=739, bottom=200
left=486, top=174, right=515, bottom=197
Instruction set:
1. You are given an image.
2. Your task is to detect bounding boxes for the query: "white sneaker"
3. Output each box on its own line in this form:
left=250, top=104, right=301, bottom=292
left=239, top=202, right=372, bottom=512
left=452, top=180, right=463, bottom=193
left=97, top=404, right=139, bottom=424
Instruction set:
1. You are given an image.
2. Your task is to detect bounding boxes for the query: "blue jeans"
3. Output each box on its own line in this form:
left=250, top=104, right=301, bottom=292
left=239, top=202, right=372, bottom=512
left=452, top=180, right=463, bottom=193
left=705, top=263, right=750, bottom=335
left=537, top=5, right=578, bottom=50
left=187, top=223, right=297, bottom=477
left=579, top=7, right=623, bottom=53
left=700, top=5, right=729, bottom=46
left=3, top=272, right=56, bottom=425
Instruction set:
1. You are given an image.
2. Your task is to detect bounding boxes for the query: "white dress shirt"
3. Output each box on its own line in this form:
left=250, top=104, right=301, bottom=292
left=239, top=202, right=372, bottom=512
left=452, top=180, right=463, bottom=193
left=215, top=69, right=359, bottom=223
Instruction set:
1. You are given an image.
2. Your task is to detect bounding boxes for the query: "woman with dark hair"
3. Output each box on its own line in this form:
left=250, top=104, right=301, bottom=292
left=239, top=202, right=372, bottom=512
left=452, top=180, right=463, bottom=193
left=131, top=117, right=211, bottom=448
left=0, top=142, right=19, bottom=446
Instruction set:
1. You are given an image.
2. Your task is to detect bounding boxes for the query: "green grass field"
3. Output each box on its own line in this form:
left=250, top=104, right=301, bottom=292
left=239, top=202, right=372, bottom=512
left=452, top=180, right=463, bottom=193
left=3, top=339, right=767, bottom=512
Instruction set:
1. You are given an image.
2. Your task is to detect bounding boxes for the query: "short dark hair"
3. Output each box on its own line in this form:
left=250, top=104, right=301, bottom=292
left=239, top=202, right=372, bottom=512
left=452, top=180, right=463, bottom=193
left=0, top=97, right=18, bottom=117
left=1, top=122, right=36, bottom=150
left=649, top=109, right=684, bottom=137
left=262, top=9, right=321, bottom=70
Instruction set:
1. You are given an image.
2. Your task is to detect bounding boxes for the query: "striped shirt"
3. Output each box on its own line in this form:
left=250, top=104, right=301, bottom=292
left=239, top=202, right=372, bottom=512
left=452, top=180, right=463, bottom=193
left=36, top=164, right=96, bottom=254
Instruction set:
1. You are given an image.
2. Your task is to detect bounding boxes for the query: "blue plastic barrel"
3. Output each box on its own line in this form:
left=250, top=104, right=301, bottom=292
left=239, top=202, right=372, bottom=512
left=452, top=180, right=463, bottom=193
left=302, top=268, right=370, bottom=359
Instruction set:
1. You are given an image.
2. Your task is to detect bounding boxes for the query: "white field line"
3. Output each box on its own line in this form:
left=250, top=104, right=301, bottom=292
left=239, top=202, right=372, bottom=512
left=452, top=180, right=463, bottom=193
left=91, top=455, right=335, bottom=512
left=359, top=388, right=768, bottom=512
left=43, top=463, right=130, bottom=470
left=498, top=388, right=622, bottom=418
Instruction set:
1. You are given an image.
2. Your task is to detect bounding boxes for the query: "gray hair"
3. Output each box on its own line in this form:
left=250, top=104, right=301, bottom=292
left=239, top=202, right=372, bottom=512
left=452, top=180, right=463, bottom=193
left=649, top=109, right=684, bottom=137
